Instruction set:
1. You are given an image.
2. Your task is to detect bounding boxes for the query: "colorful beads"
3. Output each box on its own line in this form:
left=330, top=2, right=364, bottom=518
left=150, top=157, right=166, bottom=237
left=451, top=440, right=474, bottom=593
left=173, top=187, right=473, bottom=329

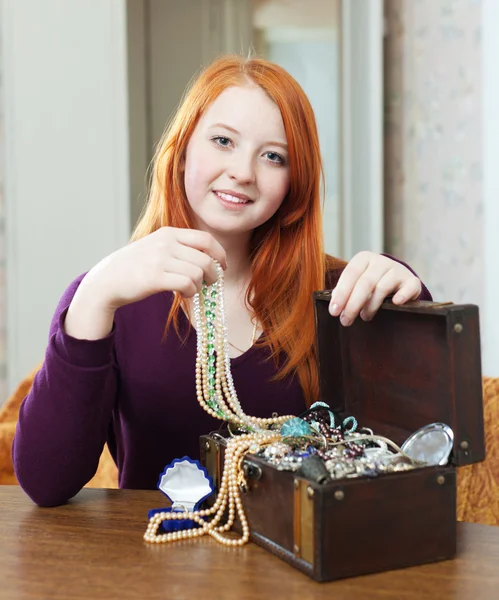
left=280, top=417, right=312, bottom=438
left=342, top=416, right=358, bottom=434
left=145, top=260, right=295, bottom=548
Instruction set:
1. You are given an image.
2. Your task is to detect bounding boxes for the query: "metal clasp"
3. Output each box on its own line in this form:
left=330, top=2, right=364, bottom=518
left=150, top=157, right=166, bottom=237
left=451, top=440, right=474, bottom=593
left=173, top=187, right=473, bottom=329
left=242, top=460, right=262, bottom=481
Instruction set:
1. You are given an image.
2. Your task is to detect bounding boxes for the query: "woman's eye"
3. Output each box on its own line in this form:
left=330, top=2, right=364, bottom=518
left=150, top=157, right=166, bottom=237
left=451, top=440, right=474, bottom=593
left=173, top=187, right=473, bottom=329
left=265, top=152, right=285, bottom=165
left=212, top=136, right=232, bottom=147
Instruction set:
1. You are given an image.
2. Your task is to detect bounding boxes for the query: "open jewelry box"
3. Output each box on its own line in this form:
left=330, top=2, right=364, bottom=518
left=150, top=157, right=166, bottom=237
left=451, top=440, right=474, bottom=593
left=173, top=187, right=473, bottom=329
left=200, top=295, right=485, bottom=582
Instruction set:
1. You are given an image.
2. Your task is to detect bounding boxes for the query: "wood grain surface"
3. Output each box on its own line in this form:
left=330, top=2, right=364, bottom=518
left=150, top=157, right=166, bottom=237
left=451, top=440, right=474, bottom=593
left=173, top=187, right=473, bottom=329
left=1, top=485, right=498, bottom=600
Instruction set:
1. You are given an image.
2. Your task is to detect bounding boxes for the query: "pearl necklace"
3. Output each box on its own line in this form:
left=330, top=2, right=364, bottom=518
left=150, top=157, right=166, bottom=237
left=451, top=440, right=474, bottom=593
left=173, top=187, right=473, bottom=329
left=144, top=261, right=294, bottom=546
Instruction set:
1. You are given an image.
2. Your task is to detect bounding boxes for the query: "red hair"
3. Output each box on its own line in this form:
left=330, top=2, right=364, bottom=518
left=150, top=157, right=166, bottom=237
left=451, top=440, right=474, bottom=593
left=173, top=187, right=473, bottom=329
left=132, top=55, right=339, bottom=406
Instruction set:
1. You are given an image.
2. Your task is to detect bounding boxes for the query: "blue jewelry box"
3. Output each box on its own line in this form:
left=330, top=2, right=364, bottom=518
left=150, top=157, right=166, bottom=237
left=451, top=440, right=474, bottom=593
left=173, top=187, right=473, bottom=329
left=148, top=456, right=214, bottom=533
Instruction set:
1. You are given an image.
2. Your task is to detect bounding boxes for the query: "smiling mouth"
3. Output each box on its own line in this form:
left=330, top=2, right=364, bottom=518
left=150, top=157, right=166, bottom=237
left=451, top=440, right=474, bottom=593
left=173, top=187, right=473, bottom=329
left=213, top=191, right=252, bottom=205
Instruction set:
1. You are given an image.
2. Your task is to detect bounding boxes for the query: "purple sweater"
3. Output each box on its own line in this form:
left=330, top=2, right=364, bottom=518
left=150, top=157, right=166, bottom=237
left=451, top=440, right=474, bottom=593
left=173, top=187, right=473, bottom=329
left=13, top=265, right=432, bottom=506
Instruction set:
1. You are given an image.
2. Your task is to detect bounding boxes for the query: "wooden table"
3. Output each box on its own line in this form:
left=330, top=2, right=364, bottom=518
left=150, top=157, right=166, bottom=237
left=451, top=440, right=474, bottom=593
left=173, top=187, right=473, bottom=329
left=1, top=486, right=498, bottom=600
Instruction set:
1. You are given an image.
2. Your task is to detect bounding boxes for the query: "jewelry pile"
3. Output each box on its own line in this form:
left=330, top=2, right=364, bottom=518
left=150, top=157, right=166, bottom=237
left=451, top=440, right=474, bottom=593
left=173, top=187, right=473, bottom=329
left=258, top=403, right=427, bottom=481
left=144, top=261, right=453, bottom=546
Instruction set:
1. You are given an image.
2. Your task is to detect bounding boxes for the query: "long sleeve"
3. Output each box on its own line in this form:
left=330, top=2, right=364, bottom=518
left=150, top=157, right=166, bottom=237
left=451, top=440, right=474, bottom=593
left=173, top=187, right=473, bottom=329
left=12, top=275, right=119, bottom=507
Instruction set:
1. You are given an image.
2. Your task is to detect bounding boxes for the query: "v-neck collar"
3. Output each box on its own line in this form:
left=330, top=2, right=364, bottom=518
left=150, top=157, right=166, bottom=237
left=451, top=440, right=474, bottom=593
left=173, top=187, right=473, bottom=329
left=176, top=297, right=262, bottom=368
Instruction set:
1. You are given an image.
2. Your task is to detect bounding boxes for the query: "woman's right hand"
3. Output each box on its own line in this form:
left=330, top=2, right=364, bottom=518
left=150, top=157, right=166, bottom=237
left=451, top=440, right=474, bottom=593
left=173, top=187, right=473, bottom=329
left=65, top=227, right=227, bottom=339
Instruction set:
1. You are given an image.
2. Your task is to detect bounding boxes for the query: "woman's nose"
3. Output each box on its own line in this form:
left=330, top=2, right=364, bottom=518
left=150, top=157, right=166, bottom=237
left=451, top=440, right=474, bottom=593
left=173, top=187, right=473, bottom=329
left=227, top=153, right=256, bottom=185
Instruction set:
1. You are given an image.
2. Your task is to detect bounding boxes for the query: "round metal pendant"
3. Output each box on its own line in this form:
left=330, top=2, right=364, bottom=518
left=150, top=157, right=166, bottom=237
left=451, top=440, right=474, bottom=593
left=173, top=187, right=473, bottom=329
left=401, top=423, right=454, bottom=466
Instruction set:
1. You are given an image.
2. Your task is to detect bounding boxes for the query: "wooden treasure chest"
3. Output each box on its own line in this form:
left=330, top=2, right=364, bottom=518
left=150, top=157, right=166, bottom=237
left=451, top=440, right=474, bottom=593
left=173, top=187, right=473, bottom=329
left=200, top=295, right=485, bottom=582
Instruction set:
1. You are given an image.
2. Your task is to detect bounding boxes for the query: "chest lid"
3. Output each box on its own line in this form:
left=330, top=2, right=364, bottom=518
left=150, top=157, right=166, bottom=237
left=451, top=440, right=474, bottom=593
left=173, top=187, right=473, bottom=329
left=313, top=293, right=485, bottom=467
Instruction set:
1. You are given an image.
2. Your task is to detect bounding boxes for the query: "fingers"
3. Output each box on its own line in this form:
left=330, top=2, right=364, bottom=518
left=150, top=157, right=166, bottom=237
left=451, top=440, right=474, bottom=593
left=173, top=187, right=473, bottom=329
left=392, top=276, right=422, bottom=305
left=175, top=229, right=227, bottom=271
left=172, top=243, right=219, bottom=286
left=161, top=272, right=199, bottom=298
left=152, top=227, right=226, bottom=297
left=328, top=252, right=422, bottom=326
left=358, top=270, right=399, bottom=321
left=359, top=273, right=421, bottom=321
left=336, top=264, right=390, bottom=327
left=162, top=258, right=205, bottom=297
left=328, top=252, right=372, bottom=320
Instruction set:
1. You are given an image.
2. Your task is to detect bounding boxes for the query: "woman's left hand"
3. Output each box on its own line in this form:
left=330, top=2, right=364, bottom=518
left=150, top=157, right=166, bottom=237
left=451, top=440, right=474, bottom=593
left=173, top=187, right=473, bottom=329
left=328, top=252, right=422, bottom=326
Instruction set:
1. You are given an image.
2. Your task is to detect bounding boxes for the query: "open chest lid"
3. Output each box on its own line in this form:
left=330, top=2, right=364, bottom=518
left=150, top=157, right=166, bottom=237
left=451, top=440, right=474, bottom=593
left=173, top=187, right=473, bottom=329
left=313, top=293, right=485, bottom=467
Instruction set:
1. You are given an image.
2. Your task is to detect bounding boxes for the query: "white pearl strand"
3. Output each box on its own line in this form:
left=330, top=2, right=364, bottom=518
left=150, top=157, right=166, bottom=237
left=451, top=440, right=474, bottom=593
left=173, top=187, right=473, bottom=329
left=144, top=261, right=293, bottom=546
left=192, top=261, right=293, bottom=431
left=212, top=261, right=293, bottom=430
left=143, top=431, right=281, bottom=546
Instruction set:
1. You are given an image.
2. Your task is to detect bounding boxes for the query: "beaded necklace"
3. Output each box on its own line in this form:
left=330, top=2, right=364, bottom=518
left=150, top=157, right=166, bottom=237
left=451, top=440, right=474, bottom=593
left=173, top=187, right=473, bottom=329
left=143, top=261, right=429, bottom=545
left=144, top=261, right=293, bottom=546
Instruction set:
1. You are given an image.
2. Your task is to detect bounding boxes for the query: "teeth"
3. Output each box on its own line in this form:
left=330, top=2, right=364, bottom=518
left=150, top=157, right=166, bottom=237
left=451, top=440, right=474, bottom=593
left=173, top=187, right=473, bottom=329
left=216, top=192, right=249, bottom=204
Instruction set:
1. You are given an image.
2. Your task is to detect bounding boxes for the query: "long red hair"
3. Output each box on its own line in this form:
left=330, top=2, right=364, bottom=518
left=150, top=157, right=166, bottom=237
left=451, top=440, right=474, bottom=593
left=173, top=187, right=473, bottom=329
left=132, top=55, right=336, bottom=406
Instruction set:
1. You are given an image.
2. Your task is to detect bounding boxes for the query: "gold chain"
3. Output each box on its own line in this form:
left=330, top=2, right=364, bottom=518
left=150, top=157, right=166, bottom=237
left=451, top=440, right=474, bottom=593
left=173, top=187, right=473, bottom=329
left=227, top=321, right=258, bottom=354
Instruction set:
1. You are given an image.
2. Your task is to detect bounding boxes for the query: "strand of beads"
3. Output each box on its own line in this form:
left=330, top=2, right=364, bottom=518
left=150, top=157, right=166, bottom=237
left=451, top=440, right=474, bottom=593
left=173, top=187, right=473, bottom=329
left=193, top=261, right=293, bottom=431
left=144, top=431, right=281, bottom=546
left=193, top=275, right=256, bottom=427
left=213, top=261, right=293, bottom=430
left=193, top=280, right=231, bottom=421
left=144, top=260, right=293, bottom=546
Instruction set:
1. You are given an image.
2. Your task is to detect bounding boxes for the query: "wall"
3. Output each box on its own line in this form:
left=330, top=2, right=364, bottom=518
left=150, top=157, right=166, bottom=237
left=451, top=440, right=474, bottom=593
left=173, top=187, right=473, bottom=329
left=482, top=0, right=499, bottom=377
left=384, top=0, right=498, bottom=376
left=1, top=0, right=131, bottom=398
left=252, top=0, right=339, bottom=28
left=0, top=9, right=6, bottom=403
left=384, top=0, right=483, bottom=304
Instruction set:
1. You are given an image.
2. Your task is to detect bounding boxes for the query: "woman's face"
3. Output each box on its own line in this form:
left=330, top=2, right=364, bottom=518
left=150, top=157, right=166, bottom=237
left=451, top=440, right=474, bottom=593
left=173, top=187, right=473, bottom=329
left=183, top=85, right=290, bottom=238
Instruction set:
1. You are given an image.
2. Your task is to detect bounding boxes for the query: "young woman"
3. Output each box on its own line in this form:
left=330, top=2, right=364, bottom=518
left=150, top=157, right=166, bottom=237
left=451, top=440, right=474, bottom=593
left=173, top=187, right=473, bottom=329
left=13, top=55, right=431, bottom=507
